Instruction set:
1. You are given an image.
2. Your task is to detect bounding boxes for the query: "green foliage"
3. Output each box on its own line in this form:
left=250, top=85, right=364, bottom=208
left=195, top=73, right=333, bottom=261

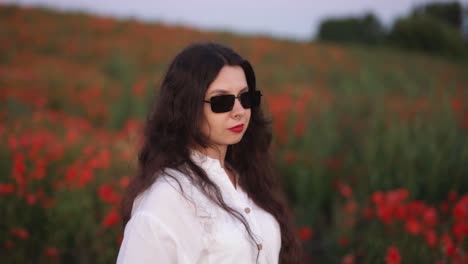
left=103, top=52, right=136, bottom=85
left=317, top=13, right=386, bottom=45
left=412, top=1, right=462, bottom=29
left=316, top=1, right=467, bottom=61
left=388, top=14, right=466, bottom=58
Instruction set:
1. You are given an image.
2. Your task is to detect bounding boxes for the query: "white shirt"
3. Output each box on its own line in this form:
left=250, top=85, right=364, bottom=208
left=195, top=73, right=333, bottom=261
left=116, top=151, right=281, bottom=264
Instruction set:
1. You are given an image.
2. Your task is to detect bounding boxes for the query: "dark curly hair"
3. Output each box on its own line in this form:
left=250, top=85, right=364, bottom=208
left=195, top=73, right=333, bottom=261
left=121, top=42, right=302, bottom=263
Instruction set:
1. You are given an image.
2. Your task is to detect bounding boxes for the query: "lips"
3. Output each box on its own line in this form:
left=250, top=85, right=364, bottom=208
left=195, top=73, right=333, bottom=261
left=228, top=124, right=244, bottom=133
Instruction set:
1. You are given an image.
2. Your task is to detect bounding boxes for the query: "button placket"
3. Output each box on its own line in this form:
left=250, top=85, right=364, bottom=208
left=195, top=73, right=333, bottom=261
left=201, top=156, right=266, bottom=259
left=237, top=197, right=265, bottom=257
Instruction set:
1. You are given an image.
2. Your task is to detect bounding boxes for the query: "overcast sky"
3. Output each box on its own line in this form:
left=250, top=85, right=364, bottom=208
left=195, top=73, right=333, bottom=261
left=5, top=0, right=467, bottom=40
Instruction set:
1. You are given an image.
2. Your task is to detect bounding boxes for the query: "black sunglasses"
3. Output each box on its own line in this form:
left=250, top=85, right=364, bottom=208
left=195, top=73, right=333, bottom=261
left=203, top=90, right=262, bottom=113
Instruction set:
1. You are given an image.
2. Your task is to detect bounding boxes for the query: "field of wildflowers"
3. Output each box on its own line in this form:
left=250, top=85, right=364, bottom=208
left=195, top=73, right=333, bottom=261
left=1, top=5, right=467, bottom=263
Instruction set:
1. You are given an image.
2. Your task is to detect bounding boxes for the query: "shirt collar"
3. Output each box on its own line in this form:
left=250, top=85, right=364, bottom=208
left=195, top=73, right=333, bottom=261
left=189, top=149, right=223, bottom=170
left=189, top=149, right=239, bottom=192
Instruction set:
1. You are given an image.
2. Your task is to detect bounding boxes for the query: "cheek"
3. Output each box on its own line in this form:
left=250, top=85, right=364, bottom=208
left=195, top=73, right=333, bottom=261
left=202, top=105, right=225, bottom=136
left=201, top=105, right=212, bottom=136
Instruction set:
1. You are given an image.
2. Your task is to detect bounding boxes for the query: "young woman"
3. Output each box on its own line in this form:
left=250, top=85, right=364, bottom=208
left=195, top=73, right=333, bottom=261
left=117, top=42, right=301, bottom=263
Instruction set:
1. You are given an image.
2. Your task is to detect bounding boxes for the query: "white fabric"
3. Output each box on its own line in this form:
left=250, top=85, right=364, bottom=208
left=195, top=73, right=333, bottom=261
left=116, top=151, right=281, bottom=264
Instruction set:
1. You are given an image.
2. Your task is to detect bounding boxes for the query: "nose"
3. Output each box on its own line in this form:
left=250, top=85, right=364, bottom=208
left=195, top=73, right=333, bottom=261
left=230, top=96, right=246, bottom=117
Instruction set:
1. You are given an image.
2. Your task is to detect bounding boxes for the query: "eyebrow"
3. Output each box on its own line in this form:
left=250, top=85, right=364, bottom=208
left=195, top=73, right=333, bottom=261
left=209, top=87, right=248, bottom=96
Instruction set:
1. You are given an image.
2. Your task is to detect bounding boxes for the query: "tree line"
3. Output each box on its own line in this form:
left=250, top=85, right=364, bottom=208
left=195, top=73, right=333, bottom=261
left=317, top=1, right=467, bottom=59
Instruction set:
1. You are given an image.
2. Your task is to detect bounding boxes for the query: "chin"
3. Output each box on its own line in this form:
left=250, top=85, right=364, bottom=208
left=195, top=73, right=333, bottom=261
left=230, top=139, right=242, bottom=145
left=221, top=135, right=244, bottom=146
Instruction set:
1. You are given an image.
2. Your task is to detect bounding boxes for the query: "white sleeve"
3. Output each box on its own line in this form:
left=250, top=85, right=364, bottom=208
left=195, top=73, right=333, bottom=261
left=116, top=211, right=189, bottom=264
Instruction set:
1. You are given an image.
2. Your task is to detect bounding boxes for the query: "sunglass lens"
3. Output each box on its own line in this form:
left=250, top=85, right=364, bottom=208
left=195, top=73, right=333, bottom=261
left=240, top=91, right=261, bottom=108
left=239, top=92, right=252, bottom=108
left=210, top=94, right=235, bottom=113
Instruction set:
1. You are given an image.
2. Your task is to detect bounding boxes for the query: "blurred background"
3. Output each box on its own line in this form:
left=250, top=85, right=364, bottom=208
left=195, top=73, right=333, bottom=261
left=1, top=0, right=467, bottom=263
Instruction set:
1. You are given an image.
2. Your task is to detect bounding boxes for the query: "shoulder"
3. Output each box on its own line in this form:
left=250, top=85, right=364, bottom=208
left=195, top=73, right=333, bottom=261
left=132, top=169, right=196, bottom=217
left=126, top=169, right=212, bottom=245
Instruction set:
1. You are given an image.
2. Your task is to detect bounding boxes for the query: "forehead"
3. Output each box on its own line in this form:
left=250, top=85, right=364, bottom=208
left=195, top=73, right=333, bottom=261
left=206, top=65, right=248, bottom=95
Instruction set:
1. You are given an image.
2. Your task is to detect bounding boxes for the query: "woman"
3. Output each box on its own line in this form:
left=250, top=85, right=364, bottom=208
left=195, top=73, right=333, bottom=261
left=117, top=42, right=301, bottom=263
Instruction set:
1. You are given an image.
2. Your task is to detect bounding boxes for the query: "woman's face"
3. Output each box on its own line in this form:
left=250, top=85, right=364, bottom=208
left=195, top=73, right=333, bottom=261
left=201, top=65, right=251, bottom=151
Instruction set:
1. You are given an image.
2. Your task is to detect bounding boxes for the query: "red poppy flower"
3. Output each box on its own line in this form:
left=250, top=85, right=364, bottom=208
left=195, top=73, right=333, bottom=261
left=339, top=236, right=349, bottom=247
left=119, top=177, right=130, bottom=188
left=452, top=221, right=466, bottom=242
left=445, top=244, right=458, bottom=257
left=385, top=246, right=401, bottom=264
left=405, top=218, right=422, bottom=235
left=341, top=254, right=355, bottom=264
left=362, top=207, right=373, bottom=219
left=103, top=208, right=119, bottom=228
left=11, top=227, right=29, bottom=240
left=78, top=168, right=94, bottom=187
left=386, top=188, right=408, bottom=204
left=132, top=79, right=146, bottom=97
left=448, top=191, right=458, bottom=202
left=372, top=191, right=384, bottom=205
left=337, top=182, right=353, bottom=198
left=298, top=226, right=313, bottom=241
left=98, top=185, right=121, bottom=205
left=422, top=207, right=437, bottom=227
left=376, top=205, right=393, bottom=224
left=0, top=183, right=15, bottom=195
left=424, top=230, right=437, bottom=248
left=5, top=240, right=14, bottom=250
left=452, top=195, right=468, bottom=221
left=451, top=98, right=462, bottom=114
left=45, top=247, right=59, bottom=258
left=12, top=153, right=26, bottom=185
left=344, top=200, right=358, bottom=214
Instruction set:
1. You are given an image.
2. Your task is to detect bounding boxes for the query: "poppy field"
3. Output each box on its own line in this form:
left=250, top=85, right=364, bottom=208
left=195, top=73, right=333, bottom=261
left=1, top=5, right=467, bottom=263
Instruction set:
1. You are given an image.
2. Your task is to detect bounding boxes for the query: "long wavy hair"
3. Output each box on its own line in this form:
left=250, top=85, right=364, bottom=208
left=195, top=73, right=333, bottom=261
left=121, top=42, right=302, bottom=263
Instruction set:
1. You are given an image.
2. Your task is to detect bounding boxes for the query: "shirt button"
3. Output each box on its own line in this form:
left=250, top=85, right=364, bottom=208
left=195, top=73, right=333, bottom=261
left=257, top=243, right=263, bottom=250
left=244, top=207, right=251, bottom=214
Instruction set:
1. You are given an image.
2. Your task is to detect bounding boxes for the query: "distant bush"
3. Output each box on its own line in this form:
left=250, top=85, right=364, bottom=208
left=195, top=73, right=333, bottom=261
left=387, top=14, right=466, bottom=57
left=316, top=2, right=468, bottom=60
left=412, top=1, right=462, bottom=30
left=317, top=13, right=386, bottom=45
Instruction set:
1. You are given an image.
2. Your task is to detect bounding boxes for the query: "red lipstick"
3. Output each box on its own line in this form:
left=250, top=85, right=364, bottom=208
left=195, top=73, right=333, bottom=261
left=228, top=124, right=244, bottom=133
